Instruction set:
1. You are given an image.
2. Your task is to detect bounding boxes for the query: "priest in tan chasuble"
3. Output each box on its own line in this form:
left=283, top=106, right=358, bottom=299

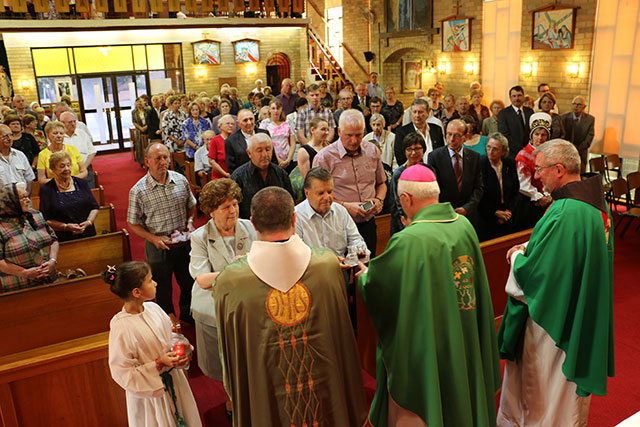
left=213, top=186, right=367, bottom=427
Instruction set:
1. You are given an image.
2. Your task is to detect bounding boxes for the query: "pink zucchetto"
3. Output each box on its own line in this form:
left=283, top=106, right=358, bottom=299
left=399, top=164, right=437, bottom=182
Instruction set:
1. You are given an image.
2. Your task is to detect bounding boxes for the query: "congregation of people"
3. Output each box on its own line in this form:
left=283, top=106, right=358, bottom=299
left=0, top=72, right=612, bottom=427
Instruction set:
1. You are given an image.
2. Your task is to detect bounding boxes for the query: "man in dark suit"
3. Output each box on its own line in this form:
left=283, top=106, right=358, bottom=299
left=224, top=109, right=270, bottom=174
left=427, top=119, right=483, bottom=227
left=394, top=99, right=445, bottom=165
left=561, top=96, right=594, bottom=173
left=146, top=95, right=163, bottom=143
left=354, top=83, right=371, bottom=111
left=498, top=85, right=534, bottom=160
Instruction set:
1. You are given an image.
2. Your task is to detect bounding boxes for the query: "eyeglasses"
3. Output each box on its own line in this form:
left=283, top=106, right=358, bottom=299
left=0, top=133, right=11, bottom=139
left=19, top=194, right=30, bottom=201
left=534, top=163, right=564, bottom=173
left=446, top=133, right=464, bottom=140
left=405, top=147, right=424, bottom=153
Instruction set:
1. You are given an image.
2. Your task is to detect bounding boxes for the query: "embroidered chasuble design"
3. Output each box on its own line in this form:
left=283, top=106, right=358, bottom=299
left=265, top=282, right=319, bottom=426
left=452, top=255, right=476, bottom=310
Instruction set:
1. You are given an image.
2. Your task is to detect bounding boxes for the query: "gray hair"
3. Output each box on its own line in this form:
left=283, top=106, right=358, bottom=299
left=533, top=139, right=581, bottom=175
left=370, top=113, right=385, bottom=126
left=338, top=109, right=365, bottom=131
left=247, top=132, right=272, bottom=151
left=411, top=98, right=430, bottom=111
left=397, top=178, right=440, bottom=200
left=219, top=114, right=234, bottom=126
left=487, top=132, right=509, bottom=156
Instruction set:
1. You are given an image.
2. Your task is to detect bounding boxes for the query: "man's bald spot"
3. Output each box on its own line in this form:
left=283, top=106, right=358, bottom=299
left=0, top=124, right=10, bottom=134
left=146, top=142, right=169, bottom=158
left=59, top=111, right=75, bottom=122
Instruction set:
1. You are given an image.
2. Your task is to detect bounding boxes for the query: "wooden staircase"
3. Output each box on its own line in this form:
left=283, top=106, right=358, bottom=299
left=307, top=26, right=350, bottom=91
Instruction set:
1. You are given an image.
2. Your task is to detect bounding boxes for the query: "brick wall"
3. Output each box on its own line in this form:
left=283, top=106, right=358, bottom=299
left=313, top=0, right=596, bottom=111
left=518, top=1, right=596, bottom=113
left=5, top=25, right=306, bottom=104
left=180, top=27, right=306, bottom=99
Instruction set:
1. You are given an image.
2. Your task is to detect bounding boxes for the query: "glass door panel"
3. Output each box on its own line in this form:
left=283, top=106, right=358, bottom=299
left=79, top=76, right=116, bottom=145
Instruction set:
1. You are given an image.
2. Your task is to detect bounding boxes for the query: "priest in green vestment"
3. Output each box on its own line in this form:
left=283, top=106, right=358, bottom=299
left=213, top=186, right=367, bottom=427
left=497, top=139, right=614, bottom=426
left=357, top=164, right=502, bottom=427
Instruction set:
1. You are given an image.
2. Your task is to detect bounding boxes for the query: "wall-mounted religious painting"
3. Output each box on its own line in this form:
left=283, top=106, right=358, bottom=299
left=441, top=17, right=471, bottom=52
left=192, top=39, right=221, bottom=65
left=232, top=39, right=260, bottom=64
left=531, top=5, right=577, bottom=50
left=402, top=60, right=422, bottom=93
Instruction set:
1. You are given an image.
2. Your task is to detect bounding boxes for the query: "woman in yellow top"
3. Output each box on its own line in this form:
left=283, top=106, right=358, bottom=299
left=37, top=121, right=87, bottom=185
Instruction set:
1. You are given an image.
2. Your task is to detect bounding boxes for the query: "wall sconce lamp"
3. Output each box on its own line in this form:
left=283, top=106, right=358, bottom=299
left=246, top=63, right=257, bottom=76
left=425, top=61, right=437, bottom=74
left=464, top=62, right=478, bottom=75
left=21, top=80, right=31, bottom=90
left=196, top=66, right=206, bottom=79
left=520, top=61, right=537, bottom=78
left=567, top=62, right=580, bottom=78
left=438, top=62, right=450, bottom=75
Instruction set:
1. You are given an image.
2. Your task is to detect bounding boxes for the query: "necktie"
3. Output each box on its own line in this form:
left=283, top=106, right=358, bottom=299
left=517, top=109, right=525, bottom=130
left=454, top=152, right=462, bottom=191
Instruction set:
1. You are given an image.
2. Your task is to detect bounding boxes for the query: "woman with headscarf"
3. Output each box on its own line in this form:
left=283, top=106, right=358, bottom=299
left=515, top=112, right=553, bottom=230
left=0, top=183, right=58, bottom=293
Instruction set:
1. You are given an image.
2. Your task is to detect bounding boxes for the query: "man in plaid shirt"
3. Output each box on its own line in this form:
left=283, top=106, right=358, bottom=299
left=127, top=143, right=197, bottom=323
left=296, top=83, right=336, bottom=145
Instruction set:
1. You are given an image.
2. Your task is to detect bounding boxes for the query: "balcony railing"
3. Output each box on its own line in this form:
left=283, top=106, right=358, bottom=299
left=0, top=0, right=304, bottom=20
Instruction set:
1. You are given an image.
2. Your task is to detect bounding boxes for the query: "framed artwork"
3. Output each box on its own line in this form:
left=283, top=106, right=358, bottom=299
left=532, top=6, right=576, bottom=50
left=232, top=39, right=260, bottom=64
left=192, top=39, right=221, bottom=65
left=441, top=17, right=471, bottom=52
left=401, top=60, right=422, bottom=93
left=54, top=78, right=72, bottom=102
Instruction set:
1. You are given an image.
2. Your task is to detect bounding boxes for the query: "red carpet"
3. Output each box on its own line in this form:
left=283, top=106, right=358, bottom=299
left=94, top=151, right=640, bottom=426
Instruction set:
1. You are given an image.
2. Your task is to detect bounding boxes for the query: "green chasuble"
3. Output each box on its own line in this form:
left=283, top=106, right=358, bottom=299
left=358, top=203, right=501, bottom=427
left=498, top=176, right=615, bottom=397
left=213, top=248, right=368, bottom=427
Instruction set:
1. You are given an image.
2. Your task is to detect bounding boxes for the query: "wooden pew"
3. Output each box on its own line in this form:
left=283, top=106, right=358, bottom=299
left=0, top=333, right=127, bottom=427
left=0, top=275, right=121, bottom=357
left=0, top=275, right=127, bottom=425
left=57, top=230, right=132, bottom=277
left=94, top=203, right=117, bottom=235
left=356, top=224, right=533, bottom=377
left=31, top=185, right=105, bottom=211
left=479, top=229, right=533, bottom=318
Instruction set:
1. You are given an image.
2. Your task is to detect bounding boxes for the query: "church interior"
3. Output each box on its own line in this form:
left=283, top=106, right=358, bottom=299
left=0, top=0, right=639, bottom=425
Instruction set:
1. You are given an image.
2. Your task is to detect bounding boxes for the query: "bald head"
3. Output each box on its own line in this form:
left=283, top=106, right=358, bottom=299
left=571, top=96, right=587, bottom=116
left=60, top=111, right=77, bottom=136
